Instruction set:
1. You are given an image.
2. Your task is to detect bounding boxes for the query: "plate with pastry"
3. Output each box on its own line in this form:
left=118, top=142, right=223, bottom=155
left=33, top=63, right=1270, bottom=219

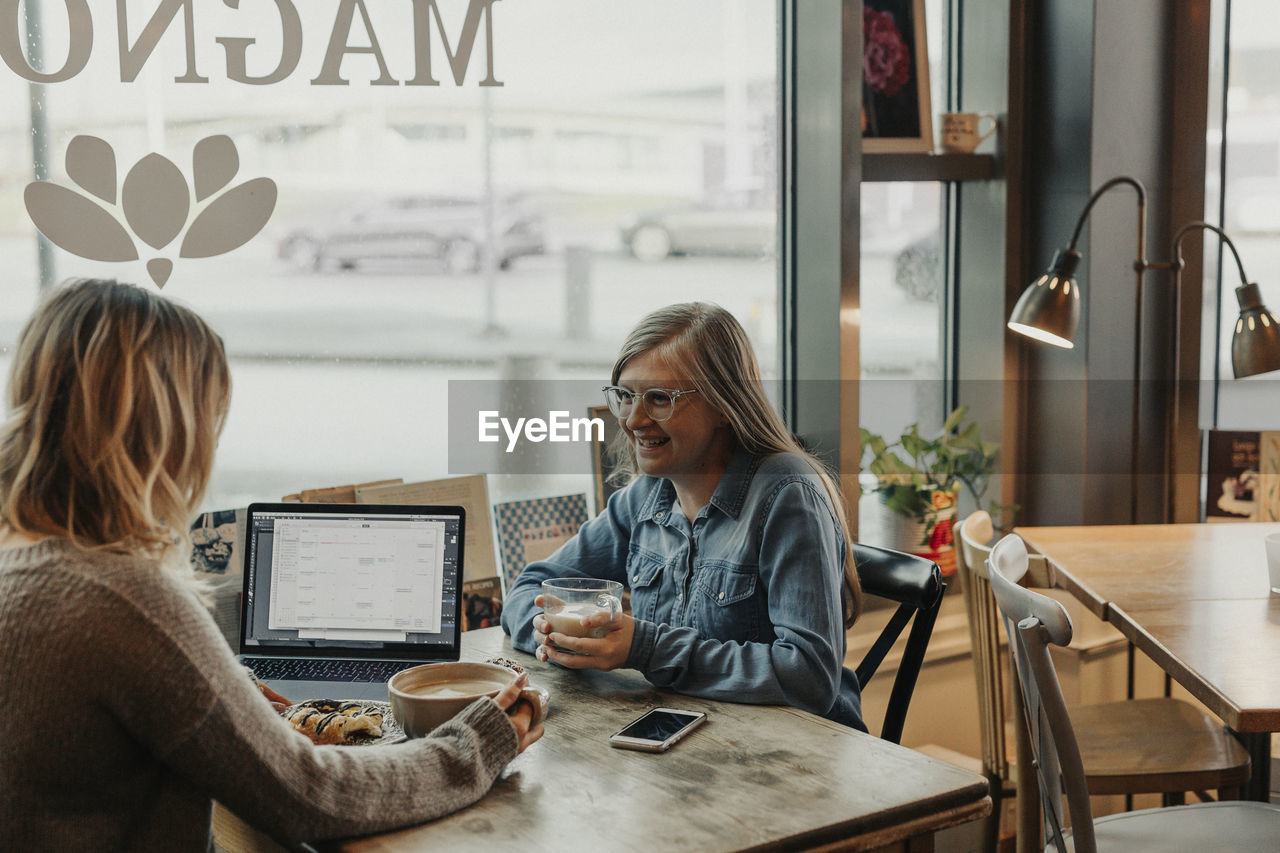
left=484, top=656, right=528, bottom=678
left=281, top=699, right=405, bottom=746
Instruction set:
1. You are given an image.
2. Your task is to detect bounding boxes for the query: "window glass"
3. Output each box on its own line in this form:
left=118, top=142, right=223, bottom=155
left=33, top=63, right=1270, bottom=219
left=0, top=1, right=780, bottom=510
left=857, top=182, right=945, bottom=546
left=1206, top=0, right=1280, bottom=426
left=855, top=0, right=947, bottom=546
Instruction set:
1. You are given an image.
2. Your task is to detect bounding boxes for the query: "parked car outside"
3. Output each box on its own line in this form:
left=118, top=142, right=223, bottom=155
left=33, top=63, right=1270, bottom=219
left=277, top=194, right=546, bottom=273
left=618, top=191, right=777, bottom=261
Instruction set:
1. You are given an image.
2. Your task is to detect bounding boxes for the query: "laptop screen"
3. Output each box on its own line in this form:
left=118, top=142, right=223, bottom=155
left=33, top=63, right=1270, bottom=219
left=239, top=503, right=465, bottom=660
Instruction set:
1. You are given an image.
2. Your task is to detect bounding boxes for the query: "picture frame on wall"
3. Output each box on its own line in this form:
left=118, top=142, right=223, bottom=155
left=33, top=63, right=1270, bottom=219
left=860, top=0, right=932, bottom=154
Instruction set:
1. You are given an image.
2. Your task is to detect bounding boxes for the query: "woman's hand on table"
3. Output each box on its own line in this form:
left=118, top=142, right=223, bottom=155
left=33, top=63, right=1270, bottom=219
left=256, top=681, right=291, bottom=712
left=493, top=671, right=544, bottom=753
left=535, top=610, right=635, bottom=671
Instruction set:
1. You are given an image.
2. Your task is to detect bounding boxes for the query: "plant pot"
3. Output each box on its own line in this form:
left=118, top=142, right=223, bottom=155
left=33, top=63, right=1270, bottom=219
left=873, top=488, right=958, bottom=577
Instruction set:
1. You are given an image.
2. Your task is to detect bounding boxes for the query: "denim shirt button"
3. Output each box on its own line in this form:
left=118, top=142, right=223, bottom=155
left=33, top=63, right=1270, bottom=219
left=632, top=574, right=639, bottom=582
left=656, top=511, right=664, bottom=520
left=718, top=591, right=725, bottom=600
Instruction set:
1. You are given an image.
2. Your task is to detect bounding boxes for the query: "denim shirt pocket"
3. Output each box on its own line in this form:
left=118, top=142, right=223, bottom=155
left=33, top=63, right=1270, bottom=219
left=625, top=545, right=667, bottom=623
left=693, top=562, right=762, bottom=642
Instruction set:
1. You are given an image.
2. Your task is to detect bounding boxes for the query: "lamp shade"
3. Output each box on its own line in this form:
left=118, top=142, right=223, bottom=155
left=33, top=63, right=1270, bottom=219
left=1231, top=282, right=1280, bottom=378
left=1007, top=249, right=1082, bottom=348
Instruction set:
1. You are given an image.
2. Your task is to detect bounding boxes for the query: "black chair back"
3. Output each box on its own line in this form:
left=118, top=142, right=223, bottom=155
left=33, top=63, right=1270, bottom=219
left=852, top=543, right=946, bottom=744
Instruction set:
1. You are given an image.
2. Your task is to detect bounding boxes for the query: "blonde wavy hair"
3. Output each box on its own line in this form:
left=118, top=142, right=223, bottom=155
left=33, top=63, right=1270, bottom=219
left=608, top=302, right=862, bottom=625
left=0, top=280, right=230, bottom=571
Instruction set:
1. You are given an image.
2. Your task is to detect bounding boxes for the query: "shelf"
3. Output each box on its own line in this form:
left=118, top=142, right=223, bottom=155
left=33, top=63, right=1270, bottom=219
left=862, top=152, right=996, bottom=182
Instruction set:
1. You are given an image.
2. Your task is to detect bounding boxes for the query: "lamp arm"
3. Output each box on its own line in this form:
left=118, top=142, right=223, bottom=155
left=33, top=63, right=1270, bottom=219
left=1153, top=220, right=1250, bottom=521
left=1066, top=176, right=1148, bottom=267
left=1062, top=176, right=1148, bottom=525
left=1171, top=220, right=1250, bottom=286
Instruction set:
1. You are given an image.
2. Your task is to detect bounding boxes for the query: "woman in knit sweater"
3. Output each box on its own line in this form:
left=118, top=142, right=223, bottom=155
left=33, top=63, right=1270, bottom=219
left=0, top=280, right=542, bottom=851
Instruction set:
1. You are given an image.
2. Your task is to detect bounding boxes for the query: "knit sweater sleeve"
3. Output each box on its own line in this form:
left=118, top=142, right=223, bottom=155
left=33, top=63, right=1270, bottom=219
left=90, top=565, right=520, bottom=846
left=169, top=682, right=519, bottom=845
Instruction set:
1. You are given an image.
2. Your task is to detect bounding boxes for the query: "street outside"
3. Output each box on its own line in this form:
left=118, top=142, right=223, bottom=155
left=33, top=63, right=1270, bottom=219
left=0, top=233, right=939, bottom=511
left=30, top=226, right=1280, bottom=517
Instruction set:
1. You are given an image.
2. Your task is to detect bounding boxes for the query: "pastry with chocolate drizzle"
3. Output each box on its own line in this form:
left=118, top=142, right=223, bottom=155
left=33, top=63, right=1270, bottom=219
left=285, top=700, right=384, bottom=745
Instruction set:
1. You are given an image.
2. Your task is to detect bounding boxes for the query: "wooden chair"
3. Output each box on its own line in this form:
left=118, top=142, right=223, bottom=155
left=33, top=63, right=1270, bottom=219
left=956, top=512, right=1252, bottom=852
left=955, top=512, right=1051, bottom=851
left=852, top=542, right=946, bottom=744
left=985, top=533, right=1280, bottom=852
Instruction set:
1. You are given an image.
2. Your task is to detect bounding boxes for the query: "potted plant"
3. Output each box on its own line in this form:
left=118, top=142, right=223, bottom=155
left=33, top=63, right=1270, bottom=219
left=859, top=405, right=1013, bottom=575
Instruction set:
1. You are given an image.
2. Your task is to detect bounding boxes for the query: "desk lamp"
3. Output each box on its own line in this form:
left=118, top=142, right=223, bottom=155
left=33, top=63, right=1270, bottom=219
left=1008, top=176, right=1280, bottom=377
left=1006, top=175, right=1280, bottom=527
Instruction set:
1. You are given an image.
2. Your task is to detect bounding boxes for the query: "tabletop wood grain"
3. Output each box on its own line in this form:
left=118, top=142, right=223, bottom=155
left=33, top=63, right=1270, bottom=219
left=1016, top=522, right=1280, bottom=800
left=1018, top=522, right=1280, bottom=619
left=1105, top=598, right=1280, bottom=733
left=320, top=628, right=989, bottom=853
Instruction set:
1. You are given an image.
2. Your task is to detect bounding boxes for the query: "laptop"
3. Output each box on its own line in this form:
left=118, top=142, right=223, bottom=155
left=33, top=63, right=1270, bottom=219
left=237, top=502, right=466, bottom=701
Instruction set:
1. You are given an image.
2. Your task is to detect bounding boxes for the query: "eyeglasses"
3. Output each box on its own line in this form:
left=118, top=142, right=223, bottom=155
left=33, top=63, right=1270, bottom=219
left=601, top=385, right=700, bottom=422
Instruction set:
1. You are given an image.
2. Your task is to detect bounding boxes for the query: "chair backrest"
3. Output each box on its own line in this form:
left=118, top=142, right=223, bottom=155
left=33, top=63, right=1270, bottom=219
left=954, top=512, right=1011, bottom=782
left=987, top=534, right=1097, bottom=853
left=954, top=511, right=1057, bottom=782
left=852, top=542, right=946, bottom=744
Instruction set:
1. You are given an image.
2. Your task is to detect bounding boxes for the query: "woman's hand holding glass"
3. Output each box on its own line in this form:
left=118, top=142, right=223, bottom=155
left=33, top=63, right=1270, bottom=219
left=531, top=593, right=635, bottom=671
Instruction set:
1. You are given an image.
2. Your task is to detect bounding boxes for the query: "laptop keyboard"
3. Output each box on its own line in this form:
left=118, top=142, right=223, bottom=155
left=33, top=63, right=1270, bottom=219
left=246, top=658, right=412, bottom=684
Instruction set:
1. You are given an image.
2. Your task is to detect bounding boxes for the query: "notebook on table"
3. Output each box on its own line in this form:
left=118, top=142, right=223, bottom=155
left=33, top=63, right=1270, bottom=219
left=237, top=502, right=465, bottom=701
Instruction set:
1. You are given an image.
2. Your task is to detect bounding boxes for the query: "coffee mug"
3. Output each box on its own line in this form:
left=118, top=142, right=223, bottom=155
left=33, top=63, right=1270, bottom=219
left=540, top=577, right=623, bottom=640
left=940, top=112, right=997, bottom=153
left=388, top=661, right=549, bottom=739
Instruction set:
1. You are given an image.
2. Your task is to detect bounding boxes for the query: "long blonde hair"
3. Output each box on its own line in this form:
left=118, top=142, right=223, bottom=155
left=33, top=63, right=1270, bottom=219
left=608, top=302, right=862, bottom=625
left=0, top=279, right=230, bottom=568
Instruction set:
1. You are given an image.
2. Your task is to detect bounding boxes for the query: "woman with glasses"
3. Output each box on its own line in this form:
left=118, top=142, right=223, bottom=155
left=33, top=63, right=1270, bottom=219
left=0, top=280, right=542, bottom=851
left=501, top=302, right=865, bottom=731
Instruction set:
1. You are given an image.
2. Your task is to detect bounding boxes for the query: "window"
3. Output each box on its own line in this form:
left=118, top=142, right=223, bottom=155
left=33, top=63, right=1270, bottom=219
left=1204, top=0, right=1280, bottom=427
left=856, top=0, right=957, bottom=544
left=857, top=181, right=948, bottom=543
left=0, top=1, right=781, bottom=510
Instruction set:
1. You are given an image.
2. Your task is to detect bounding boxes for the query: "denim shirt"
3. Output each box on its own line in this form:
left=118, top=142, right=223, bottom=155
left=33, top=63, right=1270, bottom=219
left=500, top=448, right=865, bottom=731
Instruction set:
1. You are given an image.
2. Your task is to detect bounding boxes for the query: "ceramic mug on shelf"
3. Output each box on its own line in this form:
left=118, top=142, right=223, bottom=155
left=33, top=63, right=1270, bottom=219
left=939, top=112, right=998, bottom=153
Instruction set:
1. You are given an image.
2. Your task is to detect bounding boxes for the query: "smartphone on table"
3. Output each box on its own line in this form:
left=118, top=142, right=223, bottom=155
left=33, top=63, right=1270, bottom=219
left=608, top=707, right=707, bottom=752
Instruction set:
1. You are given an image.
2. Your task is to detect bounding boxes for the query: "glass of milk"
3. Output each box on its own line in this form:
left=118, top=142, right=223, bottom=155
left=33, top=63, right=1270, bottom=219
left=540, top=577, right=623, bottom=649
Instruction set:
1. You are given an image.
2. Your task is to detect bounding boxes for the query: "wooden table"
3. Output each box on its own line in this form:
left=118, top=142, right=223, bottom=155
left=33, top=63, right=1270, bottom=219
left=1018, top=522, right=1280, bottom=802
left=319, top=627, right=989, bottom=852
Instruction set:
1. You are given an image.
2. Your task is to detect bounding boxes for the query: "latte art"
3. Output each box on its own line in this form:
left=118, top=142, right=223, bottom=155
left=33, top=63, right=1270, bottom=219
left=406, top=679, right=505, bottom=698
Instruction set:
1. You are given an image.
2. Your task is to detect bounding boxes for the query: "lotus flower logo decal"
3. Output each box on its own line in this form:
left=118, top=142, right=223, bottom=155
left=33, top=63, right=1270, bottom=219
left=24, top=135, right=277, bottom=288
